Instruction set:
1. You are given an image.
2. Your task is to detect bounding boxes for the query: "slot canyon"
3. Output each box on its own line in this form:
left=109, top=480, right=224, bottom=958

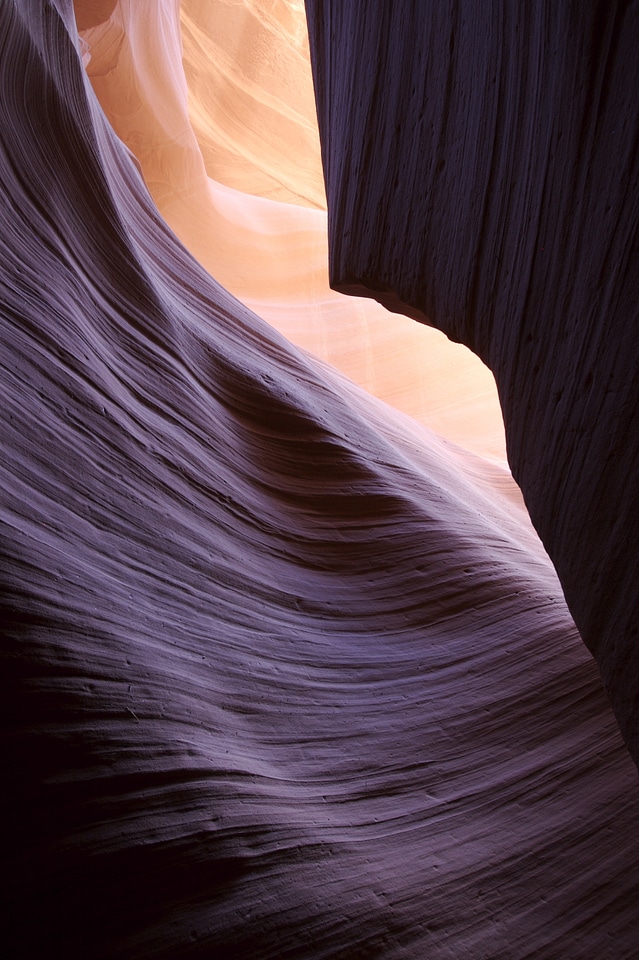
left=2, top=1, right=638, bottom=957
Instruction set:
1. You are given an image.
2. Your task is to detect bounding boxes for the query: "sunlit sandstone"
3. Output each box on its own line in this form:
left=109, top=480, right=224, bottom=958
left=78, top=0, right=508, bottom=463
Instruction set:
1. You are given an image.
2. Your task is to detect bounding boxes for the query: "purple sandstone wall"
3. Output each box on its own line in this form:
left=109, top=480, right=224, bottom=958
left=305, top=0, right=639, bottom=762
left=1, top=1, right=639, bottom=955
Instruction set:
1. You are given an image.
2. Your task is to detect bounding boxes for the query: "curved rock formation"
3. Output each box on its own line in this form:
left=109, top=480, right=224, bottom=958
left=305, top=0, right=639, bottom=763
left=180, top=0, right=325, bottom=208
left=2, top=1, right=638, bottom=957
left=77, top=0, right=507, bottom=462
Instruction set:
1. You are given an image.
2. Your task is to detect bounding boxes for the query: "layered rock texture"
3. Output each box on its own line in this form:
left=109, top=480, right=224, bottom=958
left=77, top=0, right=507, bottom=461
left=1, top=1, right=638, bottom=957
left=305, top=0, right=639, bottom=764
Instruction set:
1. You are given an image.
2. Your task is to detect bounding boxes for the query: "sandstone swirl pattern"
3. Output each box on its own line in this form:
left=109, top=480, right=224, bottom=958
left=78, top=0, right=508, bottom=463
left=1, top=2, right=638, bottom=958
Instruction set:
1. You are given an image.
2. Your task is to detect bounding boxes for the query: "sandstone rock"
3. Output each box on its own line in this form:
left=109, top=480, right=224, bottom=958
left=306, top=0, right=639, bottom=763
left=1, top=2, right=638, bottom=956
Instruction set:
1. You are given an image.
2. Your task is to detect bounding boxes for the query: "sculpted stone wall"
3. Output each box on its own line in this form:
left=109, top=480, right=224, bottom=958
left=2, top=1, right=639, bottom=956
left=305, top=0, right=639, bottom=763
left=75, top=0, right=507, bottom=461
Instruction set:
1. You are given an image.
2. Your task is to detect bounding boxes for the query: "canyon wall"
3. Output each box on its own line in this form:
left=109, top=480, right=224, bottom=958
left=77, top=0, right=508, bottom=460
left=305, top=0, right=639, bottom=762
left=1, top=1, right=638, bottom=956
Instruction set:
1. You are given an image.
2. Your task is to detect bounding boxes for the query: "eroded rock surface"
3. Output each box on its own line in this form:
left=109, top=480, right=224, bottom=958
left=305, top=0, right=639, bottom=762
left=76, top=0, right=508, bottom=460
left=1, top=1, right=638, bottom=957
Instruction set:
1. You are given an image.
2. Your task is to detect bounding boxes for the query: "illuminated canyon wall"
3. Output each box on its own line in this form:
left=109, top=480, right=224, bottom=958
left=1, top=1, right=638, bottom=957
left=77, top=0, right=508, bottom=462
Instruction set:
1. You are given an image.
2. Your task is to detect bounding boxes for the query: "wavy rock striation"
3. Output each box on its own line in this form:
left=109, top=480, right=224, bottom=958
left=180, top=0, right=325, bottom=209
left=77, top=0, right=508, bottom=461
left=1, top=1, right=639, bottom=957
left=305, top=0, right=639, bottom=764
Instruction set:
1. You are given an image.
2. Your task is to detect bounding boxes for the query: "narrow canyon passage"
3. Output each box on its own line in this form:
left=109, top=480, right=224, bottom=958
left=77, top=0, right=510, bottom=464
left=1, top=2, right=638, bottom=957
